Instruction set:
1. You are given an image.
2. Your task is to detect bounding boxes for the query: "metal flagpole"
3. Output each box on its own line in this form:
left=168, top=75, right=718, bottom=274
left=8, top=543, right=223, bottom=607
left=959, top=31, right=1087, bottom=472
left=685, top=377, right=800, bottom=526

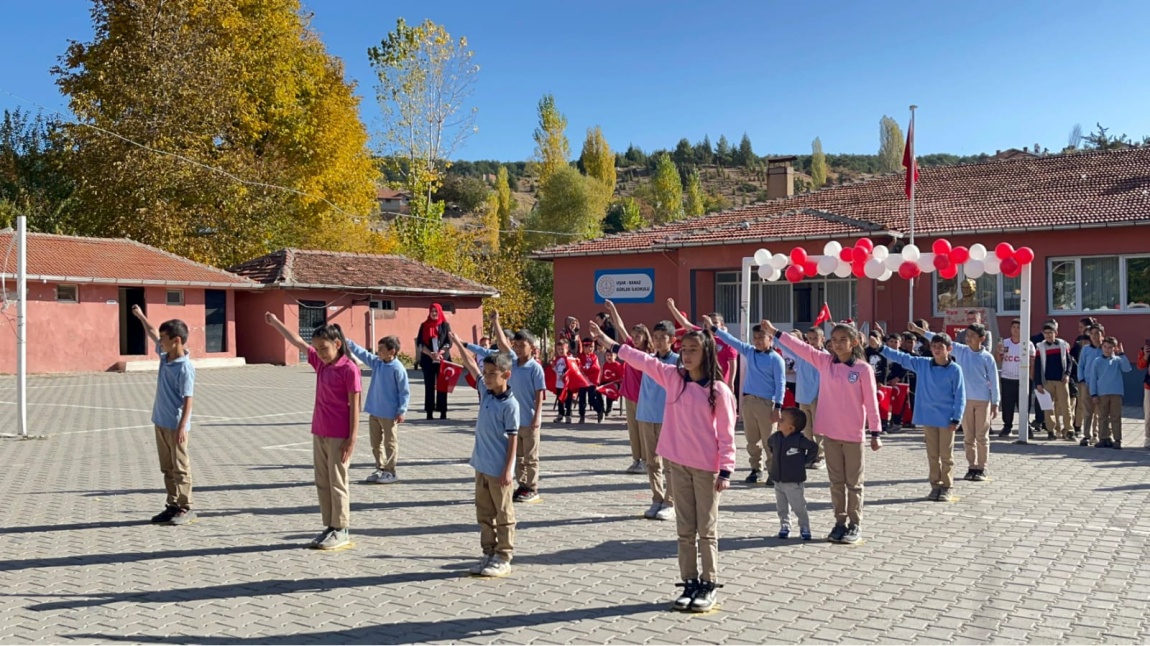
left=907, top=105, right=917, bottom=322
left=16, top=214, right=28, bottom=437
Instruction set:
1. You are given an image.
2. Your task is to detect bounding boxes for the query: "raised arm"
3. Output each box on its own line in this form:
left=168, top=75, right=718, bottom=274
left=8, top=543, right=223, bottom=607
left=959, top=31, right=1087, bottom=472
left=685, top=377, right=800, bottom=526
left=491, top=310, right=512, bottom=353
left=131, top=305, right=161, bottom=344
left=591, top=321, right=680, bottom=390
left=666, top=298, right=693, bottom=330
left=449, top=330, right=480, bottom=382
left=707, top=316, right=755, bottom=357
left=603, top=299, right=630, bottom=344
left=265, top=312, right=309, bottom=352
left=878, top=339, right=930, bottom=372
left=345, top=339, right=378, bottom=367
left=769, top=320, right=830, bottom=370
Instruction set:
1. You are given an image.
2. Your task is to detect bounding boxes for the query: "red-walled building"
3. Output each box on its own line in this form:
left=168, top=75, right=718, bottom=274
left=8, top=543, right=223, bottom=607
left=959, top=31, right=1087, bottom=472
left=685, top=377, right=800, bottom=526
left=536, top=148, right=1150, bottom=401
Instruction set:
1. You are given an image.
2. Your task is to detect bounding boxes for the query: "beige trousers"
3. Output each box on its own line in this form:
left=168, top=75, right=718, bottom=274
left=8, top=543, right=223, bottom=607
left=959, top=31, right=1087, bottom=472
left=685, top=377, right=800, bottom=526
left=475, top=471, right=516, bottom=560
left=638, top=421, right=672, bottom=505
left=625, top=398, right=642, bottom=461
left=923, top=425, right=956, bottom=488
left=667, top=461, right=721, bottom=582
left=823, top=439, right=864, bottom=525
left=155, top=425, right=192, bottom=508
left=313, top=435, right=350, bottom=529
left=799, top=399, right=823, bottom=461
left=742, top=395, right=776, bottom=471
left=962, top=400, right=991, bottom=469
left=516, top=424, right=540, bottom=491
left=1043, top=381, right=1072, bottom=436
left=1076, top=382, right=1096, bottom=438
left=369, top=416, right=398, bottom=473
left=1095, top=394, right=1123, bottom=442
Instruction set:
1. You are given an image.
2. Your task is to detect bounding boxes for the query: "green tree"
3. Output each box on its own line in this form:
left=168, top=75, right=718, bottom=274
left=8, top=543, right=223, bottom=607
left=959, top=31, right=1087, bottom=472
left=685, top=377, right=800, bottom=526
left=533, top=94, right=570, bottom=186
left=527, top=166, right=609, bottom=248
left=694, top=135, right=713, bottom=165
left=0, top=109, right=74, bottom=233
left=433, top=174, right=490, bottom=213
left=683, top=169, right=704, bottom=217
left=878, top=116, right=905, bottom=173
left=579, top=125, right=616, bottom=196
left=649, top=152, right=684, bottom=224
left=672, top=137, right=695, bottom=168
left=495, top=165, right=513, bottom=230
left=715, top=134, right=731, bottom=165
left=623, top=143, right=647, bottom=167
left=737, top=132, right=755, bottom=168
left=1084, top=123, right=1131, bottom=150
left=810, top=136, right=827, bottom=189
left=702, top=190, right=730, bottom=214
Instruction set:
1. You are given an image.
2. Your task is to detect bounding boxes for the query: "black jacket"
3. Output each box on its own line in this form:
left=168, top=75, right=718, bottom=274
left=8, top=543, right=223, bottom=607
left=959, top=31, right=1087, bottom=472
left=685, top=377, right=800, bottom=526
left=767, top=431, right=819, bottom=484
left=415, top=321, right=453, bottom=363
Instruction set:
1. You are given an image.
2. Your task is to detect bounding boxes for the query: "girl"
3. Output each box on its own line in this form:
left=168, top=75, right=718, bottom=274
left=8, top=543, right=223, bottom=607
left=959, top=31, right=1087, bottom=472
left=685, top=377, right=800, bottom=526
left=552, top=339, right=585, bottom=424
left=590, top=321, right=736, bottom=614
left=265, top=313, right=361, bottom=551
left=560, top=316, right=581, bottom=346
left=415, top=304, right=453, bottom=420
left=770, top=320, right=882, bottom=545
left=603, top=299, right=652, bottom=474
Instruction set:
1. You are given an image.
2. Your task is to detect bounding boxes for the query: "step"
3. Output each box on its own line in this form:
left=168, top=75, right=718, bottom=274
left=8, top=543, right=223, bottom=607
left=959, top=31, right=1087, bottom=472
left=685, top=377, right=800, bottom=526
left=116, top=357, right=248, bottom=372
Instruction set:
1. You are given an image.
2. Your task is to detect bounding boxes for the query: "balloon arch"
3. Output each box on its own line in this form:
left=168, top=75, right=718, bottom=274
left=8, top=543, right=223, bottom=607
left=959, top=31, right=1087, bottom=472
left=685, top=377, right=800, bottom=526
left=738, top=237, right=1038, bottom=444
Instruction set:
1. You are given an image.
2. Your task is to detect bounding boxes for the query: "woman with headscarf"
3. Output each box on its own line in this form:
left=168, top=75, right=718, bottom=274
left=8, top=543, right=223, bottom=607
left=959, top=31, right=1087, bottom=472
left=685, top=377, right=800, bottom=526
left=415, top=303, right=453, bottom=420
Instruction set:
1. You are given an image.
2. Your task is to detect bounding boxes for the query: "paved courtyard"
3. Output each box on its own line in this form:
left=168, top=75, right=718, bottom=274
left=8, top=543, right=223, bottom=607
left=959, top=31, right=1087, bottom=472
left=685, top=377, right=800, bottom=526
left=1, top=365, right=1149, bottom=644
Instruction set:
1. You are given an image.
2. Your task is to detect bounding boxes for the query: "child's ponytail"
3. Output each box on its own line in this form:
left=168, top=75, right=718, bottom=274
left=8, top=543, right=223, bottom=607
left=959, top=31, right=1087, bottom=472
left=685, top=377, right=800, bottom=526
left=312, top=323, right=353, bottom=361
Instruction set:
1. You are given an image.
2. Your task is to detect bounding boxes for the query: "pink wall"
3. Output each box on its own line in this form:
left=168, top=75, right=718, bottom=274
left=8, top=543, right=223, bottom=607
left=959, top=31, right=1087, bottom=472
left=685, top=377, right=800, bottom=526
left=552, top=252, right=681, bottom=339
left=0, top=282, right=238, bottom=374
left=234, top=290, right=286, bottom=365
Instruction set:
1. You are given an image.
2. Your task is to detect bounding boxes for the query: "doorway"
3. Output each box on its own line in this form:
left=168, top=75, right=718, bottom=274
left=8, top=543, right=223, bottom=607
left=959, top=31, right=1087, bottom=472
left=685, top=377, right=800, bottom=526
left=119, top=287, right=147, bottom=355
left=297, top=300, right=327, bottom=361
left=204, top=290, right=227, bottom=353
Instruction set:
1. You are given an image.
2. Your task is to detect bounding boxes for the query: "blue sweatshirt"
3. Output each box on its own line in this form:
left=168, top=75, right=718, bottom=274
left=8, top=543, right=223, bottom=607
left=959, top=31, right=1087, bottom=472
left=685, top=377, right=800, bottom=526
left=1087, top=353, right=1131, bottom=396
left=467, top=343, right=544, bottom=427
left=1077, top=344, right=1103, bottom=382
left=881, top=346, right=967, bottom=427
left=779, top=343, right=822, bottom=405
left=715, top=328, right=785, bottom=407
left=926, top=332, right=999, bottom=405
left=637, top=350, right=679, bottom=423
left=347, top=340, right=410, bottom=420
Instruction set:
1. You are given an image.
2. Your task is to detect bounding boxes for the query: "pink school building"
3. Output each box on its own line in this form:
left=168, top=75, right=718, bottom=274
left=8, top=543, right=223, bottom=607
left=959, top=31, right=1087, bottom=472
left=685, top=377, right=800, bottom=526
left=537, top=148, right=1150, bottom=400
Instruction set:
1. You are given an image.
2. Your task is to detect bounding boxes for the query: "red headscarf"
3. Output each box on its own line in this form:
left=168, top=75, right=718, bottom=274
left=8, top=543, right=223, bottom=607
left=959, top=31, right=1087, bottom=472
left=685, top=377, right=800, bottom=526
left=420, top=303, right=446, bottom=345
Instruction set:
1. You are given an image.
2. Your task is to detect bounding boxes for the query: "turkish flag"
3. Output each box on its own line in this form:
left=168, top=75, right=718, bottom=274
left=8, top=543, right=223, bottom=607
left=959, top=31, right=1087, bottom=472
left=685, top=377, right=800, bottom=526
left=465, top=373, right=477, bottom=389
left=436, top=361, right=465, bottom=393
left=903, top=117, right=919, bottom=199
left=597, top=382, right=621, bottom=401
left=814, top=302, right=833, bottom=326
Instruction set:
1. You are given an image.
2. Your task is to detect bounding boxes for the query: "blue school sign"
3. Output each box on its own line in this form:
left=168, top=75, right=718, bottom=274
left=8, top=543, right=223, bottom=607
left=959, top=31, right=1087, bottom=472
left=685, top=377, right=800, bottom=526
left=594, top=269, right=655, bottom=304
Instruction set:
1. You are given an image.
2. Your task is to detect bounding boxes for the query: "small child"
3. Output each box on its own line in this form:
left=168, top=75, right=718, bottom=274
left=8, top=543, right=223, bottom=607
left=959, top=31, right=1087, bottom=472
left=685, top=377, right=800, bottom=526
left=451, top=335, right=519, bottom=578
left=1137, top=343, right=1150, bottom=449
left=266, top=313, right=361, bottom=550
left=551, top=339, right=578, bottom=424
left=346, top=336, right=410, bottom=484
left=131, top=305, right=197, bottom=527
left=767, top=408, right=819, bottom=540
left=577, top=338, right=605, bottom=424
left=1087, top=336, right=1132, bottom=449
left=600, top=348, right=624, bottom=417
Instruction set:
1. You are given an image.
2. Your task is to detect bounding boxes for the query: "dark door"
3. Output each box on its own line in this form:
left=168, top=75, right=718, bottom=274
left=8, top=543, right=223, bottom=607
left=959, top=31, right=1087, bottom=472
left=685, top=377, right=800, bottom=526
left=205, top=290, right=227, bottom=353
left=793, top=284, right=814, bottom=329
left=119, top=287, right=147, bottom=355
left=298, top=300, right=327, bottom=361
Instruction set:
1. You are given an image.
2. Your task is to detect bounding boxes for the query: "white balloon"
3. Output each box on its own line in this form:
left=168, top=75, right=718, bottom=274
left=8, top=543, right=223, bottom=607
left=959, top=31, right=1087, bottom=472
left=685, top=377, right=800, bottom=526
left=879, top=269, right=893, bottom=281
left=817, top=255, right=838, bottom=276
left=984, top=255, right=1001, bottom=275
left=872, top=245, right=889, bottom=261
left=965, top=258, right=985, bottom=279
left=833, top=261, right=853, bottom=278
left=770, top=253, right=789, bottom=270
left=864, top=258, right=885, bottom=279
left=969, top=243, right=987, bottom=261
left=757, top=265, right=773, bottom=280
left=823, top=241, right=842, bottom=257
left=754, top=249, right=771, bottom=267
left=883, top=253, right=904, bottom=271
left=768, top=268, right=782, bottom=281
left=902, top=244, right=921, bottom=263
left=917, top=252, right=936, bottom=273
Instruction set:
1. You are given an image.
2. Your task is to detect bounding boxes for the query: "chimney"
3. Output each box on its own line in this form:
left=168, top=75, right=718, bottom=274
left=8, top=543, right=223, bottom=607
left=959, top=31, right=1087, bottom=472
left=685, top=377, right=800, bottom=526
left=766, top=156, right=795, bottom=200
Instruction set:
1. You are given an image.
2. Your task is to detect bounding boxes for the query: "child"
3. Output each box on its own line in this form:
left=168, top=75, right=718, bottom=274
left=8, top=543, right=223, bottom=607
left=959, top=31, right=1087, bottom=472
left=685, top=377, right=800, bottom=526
left=131, top=305, right=197, bottom=527
left=450, top=333, right=519, bottom=578
left=551, top=338, right=577, bottom=424
left=767, top=408, right=819, bottom=540
left=780, top=327, right=826, bottom=470
left=878, top=331, right=966, bottom=502
left=633, top=318, right=681, bottom=521
left=1034, top=323, right=1073, bottom=440
left=591, top=322, right=736, bottom=613
left=1138, top=343, right=1150, bottom=449
left=603, top=299, right=651, bottom=474
left=267, top=314, right=361, bottom=550
left=346, top=336, right=410, bottom=484
left=1087, top=337, right=1131, bottom=449
left=706, top=316, right=785, bottom=486
left=928, top=323, right=997, bottom=481
left=1076, top=325, right=1105, bottom=446
left=996, top=319, right=1036, bottom=438
left=600, top=348, right=624, bottom=417
left=773, top=320, right=882, bottom=544
left=577, top=338, right=605, bottom=424
left=667, top=299, right=739, bottom=388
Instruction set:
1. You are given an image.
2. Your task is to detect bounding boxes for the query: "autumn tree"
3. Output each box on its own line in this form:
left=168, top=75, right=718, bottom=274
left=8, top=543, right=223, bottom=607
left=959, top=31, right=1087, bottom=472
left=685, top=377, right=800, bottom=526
left=648, top=152, right=684, bottom=224
left=533, top=94, right=570, bottom=186
left=495, top=165, right=513, bottom=231
left=683, top=169, right=704, bottom=217
left=579, top=126, right=616, bottom=196
left=527, top=166, right=609, bottom=248
left=810, top=137, right=827, bottom=189
left=878, top=116, right=905, bottom=173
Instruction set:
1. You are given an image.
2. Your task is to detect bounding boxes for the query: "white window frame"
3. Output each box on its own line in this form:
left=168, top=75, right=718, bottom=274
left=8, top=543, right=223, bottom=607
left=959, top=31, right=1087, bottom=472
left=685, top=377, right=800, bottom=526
left=1046, top=253, right=1150, bottom=314
left=56, top=284, right=78, bottom=303
left=716, top=271, right=858, bottom=330
left=932, top=272, right=1020, bottom=316
left=166, top=289, right=185, bottom=306
left=370, top=299, right=396, bottom=311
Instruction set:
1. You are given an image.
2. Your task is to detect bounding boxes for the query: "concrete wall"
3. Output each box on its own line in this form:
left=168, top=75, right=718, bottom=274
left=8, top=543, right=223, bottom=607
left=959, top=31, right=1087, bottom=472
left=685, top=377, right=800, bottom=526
left=552, top=251, right=681, bottom=341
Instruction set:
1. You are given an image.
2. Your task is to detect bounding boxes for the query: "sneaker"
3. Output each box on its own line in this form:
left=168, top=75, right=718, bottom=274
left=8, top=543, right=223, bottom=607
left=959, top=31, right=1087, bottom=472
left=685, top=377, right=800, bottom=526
left=1047, top=430, right=1056, bottom=440
left=564, top=415, right=572, bottom=424
left=800, top=527, right=812, bottom=541
left=841, top=524, right=861, bottom=544
left=927, top=486, right=941, bottom=501
left=962, top=469, right=974, bottom=481
left=512, top=485, right=528, bottom=502
left=468, top=554, right=493, bottom=575
left=778, top=526, right=790, bottom=539
left=366, top=469, right=385, bottom=483
left=644, top=502, right=662, bottom=519
left=439, top=412, right=447, bottom=420
left=744, top=469, right=762, bottom=484
left=655, top=505, right=676, bottom=521
left=517, top=489, right=541, bottom=504
left=626, top=460, right=644, bottom=474
left=426, top=411, right=434, bottom=420
left=937, top=488, right=954, bottom=503
left=317, top=528, right=350, bottom=550
left=554, top=415, right=565, bottom=424
left=764, top=476, right=775, bottom=488
left=1080, top=437, right=1092, bottom=447
left=998, top=428, right=1012, bottom=437
left=1073, top=426, right=1081, bottom=437
left=1113, top=440, right=1122, bottom=450
left=168, top=508, right=196, bottom=526
left=377, top=471, right=398, bottom=484
left=310, top=527, right=335, bottom=547
left=828, top=523, right=848, bottom=543
left=150, top=505, right=179, bottom=524
left=971, top=470, right=987, bottom=482
left=597, top=412, right=604, bottom=423
left=673, top=579, right=699, bottom=611
left=811, top=459, right=825, bottom=470
left=479, top=556, right=511, bottom=577
left=690, top=581, right=721, bottom=612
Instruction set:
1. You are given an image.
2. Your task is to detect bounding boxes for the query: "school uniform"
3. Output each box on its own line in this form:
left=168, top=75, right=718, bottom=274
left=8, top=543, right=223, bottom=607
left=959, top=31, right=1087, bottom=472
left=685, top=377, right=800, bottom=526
left=883, top=347, right=966, bottom=489
left=1087, top=353, right=1131, bottom=444
left=347, top=340, right=410, bottom=474
left=1034, top=338, right=1072, bottom=436
left=635, top=349, right=680, bottom=506
left=471, top=381, right=520, bottom=562
left=780, top=343, right=824, bottom=461
left=619, top=339, right=645, bottom=462
left=1077, top=343, right=1104, bottom=440
left=927, top=333, right=999, bottom=470
left=152, top=343, right=196, bottom=510
left=714, top=328, right=786, bottom=472
left=307, top=347, right=362, bottom=530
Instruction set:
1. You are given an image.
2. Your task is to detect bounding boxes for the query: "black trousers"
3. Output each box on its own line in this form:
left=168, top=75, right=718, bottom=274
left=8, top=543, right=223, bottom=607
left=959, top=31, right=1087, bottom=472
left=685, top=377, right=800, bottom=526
left=420, top=356, right=448, bottom=414
left=555, top=390, right=574, bottom=417
left=578, top=387, right=603, bottom=418
left=1000, top=377, right=1030, bottom=433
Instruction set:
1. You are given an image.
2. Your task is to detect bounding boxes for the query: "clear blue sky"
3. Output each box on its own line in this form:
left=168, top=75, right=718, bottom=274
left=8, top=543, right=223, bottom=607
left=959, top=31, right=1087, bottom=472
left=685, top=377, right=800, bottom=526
left=2, top=0, right=1148, bottom=161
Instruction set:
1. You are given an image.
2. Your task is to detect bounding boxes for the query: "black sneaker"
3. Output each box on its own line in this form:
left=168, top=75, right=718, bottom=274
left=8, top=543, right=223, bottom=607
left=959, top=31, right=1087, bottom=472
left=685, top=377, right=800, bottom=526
left=971, top=470, right=987, bottom=482
left=1080, top=437, right=1092, bottom=447
left=168, top=507, right=197, bottom=526
left=517, top=489, right=541, bottom=504
left=937, top=488, right=954, bottom=503
left=512, top=485, right=528, bottom=502
left=962, top=469, right=974, bottom=481
left=1113, top=440, right=1122, bottom=450
left=998, top=428, right=1012, bottom=437
left=744, top=469, right=762, bottom=484
left=764, top=476, right=775, bottom=488
left=673, top=579, right=699, bottom=611
left=439, top=412, right=447, bottom=420
left=690, top=580, right=721, bottom=612
left=927, top=486, right=941, bottom=501
left=828, top=523, right=848, bottom=543
left=842, top=524, right=861, bottom=544
left=1073, top=426, right=1081, bottom=438
left=150, top=505, right=179, bottom=524
left=426, top=411, right=434, bottom=420
left=1047, top=430, right=1056, bottom=440
left=597, top=412, right=604, bottom=423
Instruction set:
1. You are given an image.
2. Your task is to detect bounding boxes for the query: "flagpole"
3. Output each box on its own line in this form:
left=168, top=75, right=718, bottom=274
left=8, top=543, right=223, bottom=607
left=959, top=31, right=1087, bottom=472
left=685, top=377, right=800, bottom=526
left=907, top=105, right=917, bottom=322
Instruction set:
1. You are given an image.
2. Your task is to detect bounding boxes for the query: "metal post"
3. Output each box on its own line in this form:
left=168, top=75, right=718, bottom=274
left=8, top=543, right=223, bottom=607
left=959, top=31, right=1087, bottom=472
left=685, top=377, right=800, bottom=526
left=1016, top=263, right=1032, bottom=444
left=740, top=258, right=753, bottom=344
left=907, top=105, right=917, bottom=322
left=16, top=215, right=28, bottom=437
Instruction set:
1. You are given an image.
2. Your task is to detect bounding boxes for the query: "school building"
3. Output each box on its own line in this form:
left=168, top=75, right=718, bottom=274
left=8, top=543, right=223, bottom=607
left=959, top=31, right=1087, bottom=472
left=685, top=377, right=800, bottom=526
left=0, top=231, right=252, bottom=374
left=229, top=248, right=498, bottom=366
left=536, top=147, right=1150, bottom=402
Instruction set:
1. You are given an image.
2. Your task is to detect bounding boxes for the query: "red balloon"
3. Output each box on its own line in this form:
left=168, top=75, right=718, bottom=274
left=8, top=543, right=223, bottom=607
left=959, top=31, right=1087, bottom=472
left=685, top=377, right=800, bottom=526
left=1015, top=246, right=1035, bottom=264
left=852, top=246, right=869, bottom=263
left=803, top=260, right=819, bottom=277
left=898, top=261, right=918, bottom=280
left=949, top=246, right=970, bottom=264
left=851, top=260, right=867, bottom=278
left=856, top=238, right=874, bottom=253
left=940, top=265, right=959, bottom=280
left=839, top=248, right=854, bottom=262
left=933, top=254, right=952, bottom=271
left=1000, top=256, right=1020, bottom=276
left=932, top=239, right=952, bottom=256
left=785, top=265, right=805, bottom=283
left=790, top=247, right=808, bottom=266
left=995, top=242, right=1015, bottom=260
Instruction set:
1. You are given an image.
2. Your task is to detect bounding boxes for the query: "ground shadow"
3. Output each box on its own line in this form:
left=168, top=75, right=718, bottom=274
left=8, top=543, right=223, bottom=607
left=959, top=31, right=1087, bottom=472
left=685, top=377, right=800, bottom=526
left=0, top=543, right=298, bottom=573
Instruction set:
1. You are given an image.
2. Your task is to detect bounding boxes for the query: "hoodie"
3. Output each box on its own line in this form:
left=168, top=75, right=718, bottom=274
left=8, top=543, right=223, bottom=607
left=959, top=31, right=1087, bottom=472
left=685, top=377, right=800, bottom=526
left=766, top=430, right=819, bottom=484
left=880, top=346, right=966, bottom=427
left=346, top=340, right=410, bottom=420
left=1087, top=352, right=1131, bottom=397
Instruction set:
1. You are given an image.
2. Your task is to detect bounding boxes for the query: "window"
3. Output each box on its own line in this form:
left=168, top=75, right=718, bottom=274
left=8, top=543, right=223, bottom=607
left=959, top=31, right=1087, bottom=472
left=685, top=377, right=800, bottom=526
left=1047, top=254, right=1150, bottom=313
left=933, top=273, right=1020, bottom=315
left=715, top=271, right=857, bottom=331
left=56, top=285, right=78, bottom=303
left=370, top=299, right=396, bottom=311
left=440, top=302, right=456, bottom=313
left=166, top=289, right=184, bottom=306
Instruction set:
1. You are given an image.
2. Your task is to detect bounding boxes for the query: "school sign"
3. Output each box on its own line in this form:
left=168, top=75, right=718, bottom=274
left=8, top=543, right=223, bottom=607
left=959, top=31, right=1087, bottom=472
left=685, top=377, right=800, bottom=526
left=594, top=269, right=655, bottom=304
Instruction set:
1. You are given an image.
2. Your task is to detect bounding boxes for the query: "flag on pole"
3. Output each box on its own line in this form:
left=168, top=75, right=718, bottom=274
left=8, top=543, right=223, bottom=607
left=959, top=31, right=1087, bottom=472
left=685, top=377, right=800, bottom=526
left=814, top=302, right=833, bottom=326
left=903, top=116, right=919, bottom=199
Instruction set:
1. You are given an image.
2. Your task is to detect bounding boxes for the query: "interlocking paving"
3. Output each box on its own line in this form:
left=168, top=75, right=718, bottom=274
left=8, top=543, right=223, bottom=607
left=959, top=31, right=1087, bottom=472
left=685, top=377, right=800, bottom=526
left=1, top=366, right=1148, bottom=644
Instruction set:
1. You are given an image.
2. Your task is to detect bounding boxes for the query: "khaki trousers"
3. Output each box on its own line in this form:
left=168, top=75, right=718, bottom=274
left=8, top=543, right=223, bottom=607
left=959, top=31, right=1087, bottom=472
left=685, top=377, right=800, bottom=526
left=1076, top=382, right=1096, bottom=438
left=823, top=439, right=864, bottom=525
left=475, top=471, right=516, bottom=560
left=742, top=395, right=776, bottom=471
left=515, top=424, right=540, bottom=491
left=923, top=425, right=956, bottom=488
left=638, top=421, right=672, bottom=505
left=313, top=435, right=351, bottom=529
left=154, top=426, right=193, bottom=508
left=799, top=399, right=824, bottom=461
left=667, top=461, right=721, bottom=582
left=1044, top=381, right=1072, bottom=436
left=962, top=400, right=991, bottom=470
left=625, top=399, right=642, bottom=461
left=1096, top=394, right=1123, bottom=442
left=369, top=416, right=398, bottom=473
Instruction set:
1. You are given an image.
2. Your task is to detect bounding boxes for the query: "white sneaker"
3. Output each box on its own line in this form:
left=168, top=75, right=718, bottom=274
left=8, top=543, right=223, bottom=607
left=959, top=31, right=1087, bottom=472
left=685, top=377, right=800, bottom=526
left=365, top=469, right=384, bottom=483
left=626, top=460, right=643, bottom=474
left=655, top=505, right=676, bottom=521
left=564, top=416, right=572, bottom=424
left=317, top=528, right=350, bottom=550
left=377, top=471, right=398, bottom=484
left=468, top=554, right=492, bottom=575
left=479, top=557, right=512, bottom=577
left=643, top=502, right=662, bottom=519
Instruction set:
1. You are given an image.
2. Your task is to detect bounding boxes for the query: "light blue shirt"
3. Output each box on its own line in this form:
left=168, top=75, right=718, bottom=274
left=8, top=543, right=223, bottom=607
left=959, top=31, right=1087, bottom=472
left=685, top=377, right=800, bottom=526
left=151, top=343, right=195, bottom=430
left=636, top=351, right=679, bottom=423
left=470, top=381, right=520, bottom=478
left=1087, top=353, right=1131, bottom=397
left=346, top=340, right=410, bottom=420
left=778, top=343, right=822, bottom=405
left=881, top=346, right=966, bottom=427
left=468, top=344, right=544, bottom=427
left=927, top=333, right=1000, bottom=405
left=714, top=328, right=786, bottom=406
left=1077, top=344, right=1103, bottom=382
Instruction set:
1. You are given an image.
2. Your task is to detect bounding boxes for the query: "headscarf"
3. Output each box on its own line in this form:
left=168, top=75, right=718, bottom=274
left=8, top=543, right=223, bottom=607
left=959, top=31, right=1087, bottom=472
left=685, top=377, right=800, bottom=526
left=420, top=303, right=446, bottom=346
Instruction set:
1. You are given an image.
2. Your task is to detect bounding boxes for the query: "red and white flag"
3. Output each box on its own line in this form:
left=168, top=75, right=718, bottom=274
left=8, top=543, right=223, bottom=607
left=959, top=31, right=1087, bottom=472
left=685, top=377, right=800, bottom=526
left=903, top=116, right=919, bottom=199
left=814, top=302, right=833, bottom=326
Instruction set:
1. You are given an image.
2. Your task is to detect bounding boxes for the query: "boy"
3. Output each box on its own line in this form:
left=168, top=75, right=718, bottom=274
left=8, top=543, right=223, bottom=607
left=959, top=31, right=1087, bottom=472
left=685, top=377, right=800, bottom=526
left=635, top=320, right=680, bottom=520
left=132, top=305, right=197, bottom=526
left=879, top=331, right=966, bottom=502
left=767, top=408, right=819, bottom=540
left=1034, top=323, right=1073, bottom=440
left=780, top=327, right=826, bottom=470
left=600, top=348, right=624, bottom=417
left=913, top=321, right=999, bottom=481
left=577, top=338, right=605, bottom=424
left=1076, top=325, right=1105, bottom=446
left=346, top=336, right=410, bottom=484
left=451, top=331, right=519, bottom=578
left=1087, top=337, right=1131, bottom=449
left=997, top=319, right=1036, bottom=438
left=706, top=315, right=786, bottom=486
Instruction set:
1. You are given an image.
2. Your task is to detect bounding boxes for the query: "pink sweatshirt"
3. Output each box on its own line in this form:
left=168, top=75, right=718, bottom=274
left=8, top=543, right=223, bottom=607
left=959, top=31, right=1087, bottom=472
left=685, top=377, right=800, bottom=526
left=777, top=332, right=882, bottom=442
left=618, top=345, right=737, bottom=475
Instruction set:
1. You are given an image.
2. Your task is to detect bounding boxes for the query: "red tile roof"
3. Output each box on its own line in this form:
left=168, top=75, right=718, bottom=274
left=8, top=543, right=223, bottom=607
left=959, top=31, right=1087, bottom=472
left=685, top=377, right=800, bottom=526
left=376, top=188, right=410, bottom=200
left=536, top=147, right=1150, bottom=258
left=228, top=249, right=498, bottom=297
left=0, top=232, right=255, bottom=287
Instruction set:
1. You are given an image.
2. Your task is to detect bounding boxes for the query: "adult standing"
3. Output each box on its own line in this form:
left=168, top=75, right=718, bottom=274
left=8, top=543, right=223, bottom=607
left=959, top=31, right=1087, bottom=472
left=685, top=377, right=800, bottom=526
left=415, top=303, right=453, bottom=420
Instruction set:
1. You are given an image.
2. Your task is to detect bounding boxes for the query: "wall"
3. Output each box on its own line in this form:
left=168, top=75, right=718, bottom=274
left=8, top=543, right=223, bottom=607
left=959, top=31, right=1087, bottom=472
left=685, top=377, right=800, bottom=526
left=551, top=251, right=681, bottom=342
left=234, top=289, right=287, bottom=365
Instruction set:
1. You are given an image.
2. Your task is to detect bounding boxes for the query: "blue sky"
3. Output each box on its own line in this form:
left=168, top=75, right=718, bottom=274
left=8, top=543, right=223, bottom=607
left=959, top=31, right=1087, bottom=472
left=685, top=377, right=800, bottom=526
left=2, top=0, right=1148, bottom=161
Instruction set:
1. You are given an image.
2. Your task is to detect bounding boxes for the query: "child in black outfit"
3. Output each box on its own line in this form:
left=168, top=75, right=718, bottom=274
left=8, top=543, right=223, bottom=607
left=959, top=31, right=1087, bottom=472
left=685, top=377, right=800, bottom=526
left=767, top=408, right=819, bottom=540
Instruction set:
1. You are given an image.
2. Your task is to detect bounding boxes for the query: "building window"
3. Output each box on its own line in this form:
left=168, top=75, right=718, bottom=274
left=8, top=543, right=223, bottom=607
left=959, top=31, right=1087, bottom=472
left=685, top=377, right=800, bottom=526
left=440, top=301, right=456, bottom=314
left=370, top=299, right=396, bottom=311
left=933, top=273, right=1021, bottom=315
left=56, top=285, right=78, bottom=303
left=166, top=289, right=185, bottom=306
left=715, top=271, right=857, bottom=332
left=1048, top=254, right=1150, bottom=313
